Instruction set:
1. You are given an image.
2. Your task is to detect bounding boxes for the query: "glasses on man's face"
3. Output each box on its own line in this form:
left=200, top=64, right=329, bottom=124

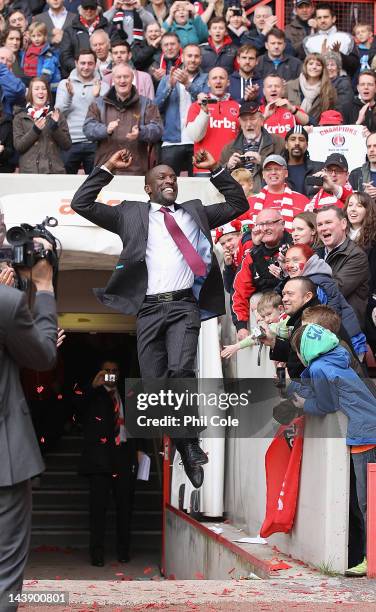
left=255, top=219, right=282, bottom=228
left=326, top=167, right=345, bottom=175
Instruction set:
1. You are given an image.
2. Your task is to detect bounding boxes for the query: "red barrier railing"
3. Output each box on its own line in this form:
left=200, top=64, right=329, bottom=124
left=367, top=463, right=376, bottom=577
left=161, top=435, right=171, bottom=577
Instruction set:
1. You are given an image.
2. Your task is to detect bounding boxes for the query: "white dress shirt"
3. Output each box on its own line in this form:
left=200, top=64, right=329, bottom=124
left=146, top=202, right=200, bottom=294
left=48, top=7, right=68, bottom=29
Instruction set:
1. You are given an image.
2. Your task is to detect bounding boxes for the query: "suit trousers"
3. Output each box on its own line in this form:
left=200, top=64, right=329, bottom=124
left=136, top=298, right=201, bottom=440
left=0, top=480, right=32, bottom=612
left=88, top=467, right=137, bottom=556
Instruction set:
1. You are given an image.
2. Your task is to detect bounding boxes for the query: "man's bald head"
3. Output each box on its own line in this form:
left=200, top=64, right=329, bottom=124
left=208, top=67, right=229, bottom=97
left=255, top=208, right=285, bottom=247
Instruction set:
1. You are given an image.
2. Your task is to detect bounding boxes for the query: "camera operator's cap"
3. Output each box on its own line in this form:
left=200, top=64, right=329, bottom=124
left=214, top=219, right=242, bottom=243
left=285, top=125, right=309, bottom=142
left=296, top=0, right=313, bottom=6
left=81, top=0, right=98, bottom=8
left=263, top=154, right=287, bottom=169
left=239, top=101, right=261, bottom=116
left=324, top=153, right=348, bottom=171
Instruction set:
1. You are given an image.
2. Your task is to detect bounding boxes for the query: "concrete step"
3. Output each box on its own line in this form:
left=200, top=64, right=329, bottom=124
left=31, top=509, right=162, bottom=530
left=32, top=489, right=162, bottom=510
left=30, top=529, right=161, bottom=550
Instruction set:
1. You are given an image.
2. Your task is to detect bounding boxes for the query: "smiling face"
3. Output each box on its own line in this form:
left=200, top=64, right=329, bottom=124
left=316, top=208, right=347, bottom=250
left=218, top=232, right=240, bottom=253
left=145, top=165, right=178, bottom=205
left=346, top=196, right=367, bottom=229
left=262, top=162, right=287, bottom=191
left=145, top=23, right=162, bottom=45
left=325, top=58, right=339, bottom=79
left=254, top=209, right=284, bottom=247
left=282, top=279, right=313, bottom=315
left=292, top=217, right=316, bottom=245
left=75, top=52, right=96, bottom=80
left=112, top=64, right=133, bottom=99
left=305, top=56, right=323, bottom=80
left=182, top=45, right=201, bottom=74
left=31, top=79, right=49, bottom=108
left=284, top=247, right=308, bottom=277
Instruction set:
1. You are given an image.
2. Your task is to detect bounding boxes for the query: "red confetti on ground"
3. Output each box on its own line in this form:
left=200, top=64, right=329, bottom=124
left=100, top=437, right=107, bottom=444
left=36, top=385, right=44, bottom=394
left=221, top=588, right=233, bottom=595
left=115, top=573, right=124, bottom=577
left=115, top=435, right=121, bottom=446
left=112, top=473, right=119, bottom=478
left=228, top=567, right=235, bottom=574
left=268, top=560, right=293, bottom=571
left=55, top=576, right=62, bottom=580
left=74, top=389, right=83, bottom=395
left=95, top=416, right=102, bottom=421
left=194, top=572, right=204, bottom=579
left=144, top=566, right=153, bottom=575
left=57, top=394, right=63, bottom=400
left=168, top=574, right=176, bottom=580
left=40, top=437, right=45, bottom=444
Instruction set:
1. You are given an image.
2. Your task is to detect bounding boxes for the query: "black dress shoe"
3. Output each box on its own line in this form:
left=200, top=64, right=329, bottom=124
left=180, top=440, right=208, bottom=466
left=90, top=548, right=104, bottom=567
left=184, top=463, right=204, bottom=488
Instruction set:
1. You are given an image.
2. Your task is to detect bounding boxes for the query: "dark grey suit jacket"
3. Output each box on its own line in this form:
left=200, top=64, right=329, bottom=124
left=34, top=10, right=76, bottom=41
left=70, top=167, right=249, bottom=319
left=0, top=288, right=57, bottom=486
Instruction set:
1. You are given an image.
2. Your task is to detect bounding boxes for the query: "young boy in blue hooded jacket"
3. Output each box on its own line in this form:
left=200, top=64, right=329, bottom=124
left=291, top=322, right=376, bottom=577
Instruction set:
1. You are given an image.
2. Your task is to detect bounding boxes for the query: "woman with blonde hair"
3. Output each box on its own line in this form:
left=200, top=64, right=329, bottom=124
left=285, top=53, right=337, bottom=124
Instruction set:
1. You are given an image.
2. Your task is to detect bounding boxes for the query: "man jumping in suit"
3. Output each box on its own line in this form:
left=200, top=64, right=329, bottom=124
left=71, top=148, right=249, bottom=487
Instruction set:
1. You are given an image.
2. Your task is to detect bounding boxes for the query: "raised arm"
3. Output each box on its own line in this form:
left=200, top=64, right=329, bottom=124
left=70, top=149, right=132, bottom=234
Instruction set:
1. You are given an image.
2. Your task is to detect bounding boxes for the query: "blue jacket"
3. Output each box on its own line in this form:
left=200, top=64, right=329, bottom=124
left=162, top=16, right=208, bottom=47
left=229, top=71, right=263, bottom=104
left=0, top=64, right=26, bottom=116
left=20, top=43, right=61, bottom=91
left=155, top=71, right=208, bottom=143
left=299, top=346, right=376, bottom=446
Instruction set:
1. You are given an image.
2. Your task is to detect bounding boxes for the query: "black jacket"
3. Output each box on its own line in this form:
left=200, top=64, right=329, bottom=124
left=71, top=167, right=249, bottom=319
left=349, top=161, right=372, bottom=192
left=255, top=54, right=302, bottom=82
left=286, top=157, right=324, bottom=198
left=332, top=75, right=354, bottom=117
left=200, top=41, right=238, bottom=75
left=343, top=96, right=376, bottom=132
left=131, top=40, right=161, bottom=73
left=60, top=14, right=109, bottom=78
left=0, top=114, right=14, bottom=173
left=77, top=385, right=142, bottom=475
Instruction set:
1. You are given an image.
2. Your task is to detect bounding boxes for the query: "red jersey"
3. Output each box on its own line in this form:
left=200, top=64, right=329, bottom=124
left=306, top=184, right=353, bottom=211
left=186, top=98, right=239, bottom=175
left=260, top=105, right=303, bottom=139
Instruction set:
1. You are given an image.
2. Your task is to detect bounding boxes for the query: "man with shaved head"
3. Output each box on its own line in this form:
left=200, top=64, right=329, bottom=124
left=83, top=62, right=163, bottom=175
left=71, top=147, right=249, bottom=488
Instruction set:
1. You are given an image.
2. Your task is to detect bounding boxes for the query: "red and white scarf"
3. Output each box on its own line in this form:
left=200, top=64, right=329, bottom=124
left=26, top=103, right=50, bottom=120
left=79, top=14, right=100, bottom=35
left=251, top=186, right=296, bottom=231
left=160, top=48, right=183, bottom=71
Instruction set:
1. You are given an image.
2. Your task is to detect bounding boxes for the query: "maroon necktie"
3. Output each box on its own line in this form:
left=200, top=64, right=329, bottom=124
left=159, top=207, right=207, bottom=276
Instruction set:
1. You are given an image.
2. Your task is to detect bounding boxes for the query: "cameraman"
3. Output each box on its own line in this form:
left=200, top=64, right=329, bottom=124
left=0, top=241, right=57, bottom=611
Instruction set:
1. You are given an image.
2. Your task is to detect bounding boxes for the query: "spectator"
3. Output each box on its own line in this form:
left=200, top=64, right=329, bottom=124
left=343, top=70, right=376, bottom=133
left=0, top=46, right=26, bottom=115
left=13, top=76, right=71, bottom=173
left=162, top=0, right=213, bottom=47
left=2, top=27, right=24, bottom=77
left=103, top=38, right=154, bottom=99
left=284, top=244, right=367, bottom=358
left=240, top=3, right=276, bottom=55
left=307, top=153, right=352, bottom=210
left=246, top=154, right=309, bottom=229
left=185, top=66, right=239, bottom=175
left=8, top=10, right=29, bottom=36
left=261, top=74, right=309, bottom=139
left=285, top=0, right=315, bottom=56
left=232, top=208, right=292, bottom=339
left=104, top=0, right=155, bottom=46
left=353, top=22, right=373, bottom=73
left=220, top=101, right=285, bottom=193
left=83, top=63, right=163, bottom=174
left=285, top=53, right=337, bottom=125
left=56, top=48, right=109, bottom=174
left=64, top=0, right=106, bottom=11
left=284, top=126, right=323, bottom=197
left=231, top=166, right=254, bottom=198
left=344, top=191, right=376, bottom=352
left=200, top=16, right=237, bottom=75
left=90, top=29, right=111, bottom=78
left=323, top=51, right=353, bottom=117
left=0, top=99, right=14, bottom=172
left=229, top=43, right=262, bottom=104
left=146, top=0, right=170, bottom=27
left=131, top=21, right=162, bottom=75
left=255, top=28, right=302, bottom=81
left=349, top=132, right=376, bottom=198
left=225, top=4, right=248, bottom=47
left=215, top=218, right=242, bottom=324
left=316, top=205, right=369, bottom=327
left=60, top=0, right=109, bottom=78
left=303, top=3, right=359, bottom=78
left=20, top=22, right=61, bottom=91
left=156, top=43, right=207, bottom=175
left=34, top=0, right=75, bottom=47
left=292, top=211, right=320, bottom=248
left=148, top=32, right=182, bottom=88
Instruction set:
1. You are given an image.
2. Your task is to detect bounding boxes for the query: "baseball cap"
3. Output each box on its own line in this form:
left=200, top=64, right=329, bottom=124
left=319, top=110, right=344, bottom=126
left=296, top=0, right=313, bottom=5
left=81, top=0, right=98, bottom=8
left=239, top=101, right=261, bottom=116
left=263, top=154, right=287, bottom=169
left=324, top=153, right=348, bottom=171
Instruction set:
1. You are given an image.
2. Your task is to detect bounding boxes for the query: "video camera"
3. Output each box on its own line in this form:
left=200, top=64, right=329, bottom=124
left=0, top=216, right=59, bottom=289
